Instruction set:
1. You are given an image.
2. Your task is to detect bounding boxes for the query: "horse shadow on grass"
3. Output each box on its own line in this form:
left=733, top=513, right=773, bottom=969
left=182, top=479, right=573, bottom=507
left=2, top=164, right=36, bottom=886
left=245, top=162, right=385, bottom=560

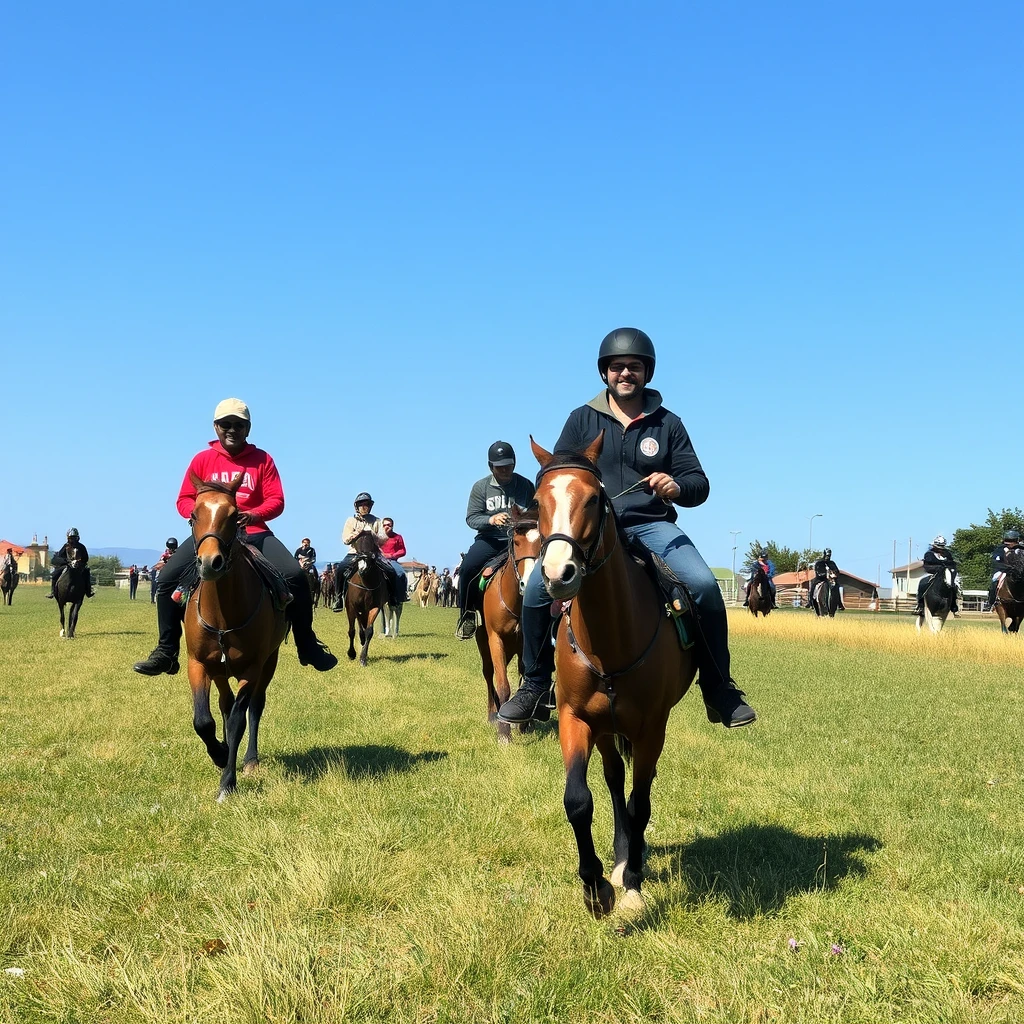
left=643, top=823, right=882, bottom=923
left=278, top=744, right=448, bottom=782
left=375, top=652, right=450, bottom=664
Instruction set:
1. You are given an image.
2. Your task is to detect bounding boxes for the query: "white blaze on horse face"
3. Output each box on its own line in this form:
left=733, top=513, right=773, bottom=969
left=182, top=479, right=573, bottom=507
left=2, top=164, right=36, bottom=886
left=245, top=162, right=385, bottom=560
left=541, top=475, right=580, bottom=585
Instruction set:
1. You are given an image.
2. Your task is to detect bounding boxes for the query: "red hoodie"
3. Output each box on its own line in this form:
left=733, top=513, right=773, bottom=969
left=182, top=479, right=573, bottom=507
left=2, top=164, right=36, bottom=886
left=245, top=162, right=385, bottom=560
left=176, top=441, right=284, bottom=536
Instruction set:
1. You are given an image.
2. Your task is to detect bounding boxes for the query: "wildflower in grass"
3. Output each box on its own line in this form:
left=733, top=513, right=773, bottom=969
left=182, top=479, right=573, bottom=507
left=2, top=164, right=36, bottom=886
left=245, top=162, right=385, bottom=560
left=831, top=943, right=845, bottom=955
left=788, top=937, right=801, bottom=952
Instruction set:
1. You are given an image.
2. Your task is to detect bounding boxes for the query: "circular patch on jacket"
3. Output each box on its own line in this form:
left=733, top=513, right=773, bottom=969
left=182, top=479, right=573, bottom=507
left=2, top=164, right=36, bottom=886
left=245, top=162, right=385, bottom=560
left=640, top=437, right=660, bottom=457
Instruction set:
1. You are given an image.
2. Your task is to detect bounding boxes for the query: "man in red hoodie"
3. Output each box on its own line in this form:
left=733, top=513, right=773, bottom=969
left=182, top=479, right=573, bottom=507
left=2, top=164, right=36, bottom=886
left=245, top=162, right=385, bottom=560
left=132, top=398, right=337, bottom=675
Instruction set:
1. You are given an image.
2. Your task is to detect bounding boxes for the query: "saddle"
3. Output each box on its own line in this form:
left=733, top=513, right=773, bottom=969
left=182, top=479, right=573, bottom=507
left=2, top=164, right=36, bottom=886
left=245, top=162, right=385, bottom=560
left=240, top=543, right=293, bottom=611
left=623, top=536, right=696, bottom=650
left=477, top=551, right=509, bottom=590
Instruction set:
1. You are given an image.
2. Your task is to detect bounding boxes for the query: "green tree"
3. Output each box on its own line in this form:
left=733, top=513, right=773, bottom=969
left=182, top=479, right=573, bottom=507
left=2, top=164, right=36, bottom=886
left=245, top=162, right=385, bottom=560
left=89, top=554, right=122, bottom=587
left=743, top=540, right=800, bottom=574
left=952, top=508, right=1024, bottom=590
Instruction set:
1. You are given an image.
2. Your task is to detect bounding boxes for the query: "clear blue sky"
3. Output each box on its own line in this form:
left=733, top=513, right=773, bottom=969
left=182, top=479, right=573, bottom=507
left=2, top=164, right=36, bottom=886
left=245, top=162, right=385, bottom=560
left=2, top=2, right=1021, bottom=581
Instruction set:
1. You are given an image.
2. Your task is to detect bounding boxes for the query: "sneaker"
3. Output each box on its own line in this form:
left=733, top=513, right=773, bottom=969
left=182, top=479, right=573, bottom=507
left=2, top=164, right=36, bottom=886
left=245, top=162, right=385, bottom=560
left=455, top=611, right=478, bottom=641
left=703, top=686, right=757, bottom=728
left=45, top=594, right=54, bottom=599
left=497, top=682, right=551, bottom=724
left=297, top=637, right=338, bottom=671
left=133, top=649, right=180, bottom=676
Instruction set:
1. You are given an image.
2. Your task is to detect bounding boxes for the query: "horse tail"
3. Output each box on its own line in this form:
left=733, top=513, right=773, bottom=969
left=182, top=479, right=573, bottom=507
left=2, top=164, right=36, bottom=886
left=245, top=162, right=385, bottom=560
left=615, top=734, right=633, bottom=764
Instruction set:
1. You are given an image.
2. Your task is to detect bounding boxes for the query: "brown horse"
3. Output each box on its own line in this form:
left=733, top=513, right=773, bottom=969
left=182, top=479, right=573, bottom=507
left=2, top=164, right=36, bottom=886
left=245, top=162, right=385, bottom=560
left=746, top=564, right=772, bottom=617
left=0, top=562, right=17, bottom=605
left=345, top=532, right=389, bottom=665
left=185, top=474, right=288, bottom=802
left=531, top=433, right=698, bottom=918
left=995, top=548, right=1024, bottom=633
left=475, top=505, right=542, bottom=744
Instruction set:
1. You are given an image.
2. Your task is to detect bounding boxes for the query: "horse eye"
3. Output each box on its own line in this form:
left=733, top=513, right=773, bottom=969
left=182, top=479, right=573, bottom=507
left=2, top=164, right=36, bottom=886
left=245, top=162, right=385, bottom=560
left=585, top=494, right=599, bottom=508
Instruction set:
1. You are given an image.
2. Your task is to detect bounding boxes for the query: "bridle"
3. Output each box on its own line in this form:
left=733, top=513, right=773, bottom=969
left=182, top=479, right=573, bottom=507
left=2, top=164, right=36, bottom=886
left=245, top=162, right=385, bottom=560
left=536, top=460, right=617, bottom=579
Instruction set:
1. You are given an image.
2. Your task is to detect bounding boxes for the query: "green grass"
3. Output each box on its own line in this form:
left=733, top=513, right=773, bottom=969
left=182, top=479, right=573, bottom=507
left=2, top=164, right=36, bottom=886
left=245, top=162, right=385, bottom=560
left=2, top=587, right=1024, bottom=1022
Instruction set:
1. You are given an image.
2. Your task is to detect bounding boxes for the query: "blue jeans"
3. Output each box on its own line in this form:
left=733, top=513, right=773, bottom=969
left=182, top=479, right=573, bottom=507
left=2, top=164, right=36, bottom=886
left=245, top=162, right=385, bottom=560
left=520, top=520, right=733, bottom=693
left=387, top=560, right=407, bottom=597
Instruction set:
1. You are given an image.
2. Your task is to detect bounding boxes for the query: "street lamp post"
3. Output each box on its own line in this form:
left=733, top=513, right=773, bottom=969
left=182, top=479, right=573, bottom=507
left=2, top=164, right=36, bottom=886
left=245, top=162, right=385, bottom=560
left=807, top=514, right=822, bottom=602
left=730, top=531, right=741, bottom=604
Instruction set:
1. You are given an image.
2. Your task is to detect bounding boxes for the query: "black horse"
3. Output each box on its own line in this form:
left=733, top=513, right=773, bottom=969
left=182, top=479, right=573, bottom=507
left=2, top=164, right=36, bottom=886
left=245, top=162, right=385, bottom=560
left=746, top=564, right=773, bottom=617
left=303, top=564, right=321, bottom=609
left=995, top=548, right=1024, bottom=634
left=917, top=568, right=957, bottom=633
left=0, top=562, right=17, bottom=606
left=55, top=553, right=89, bottom=638
left=811, top=568, right=840, bottom=618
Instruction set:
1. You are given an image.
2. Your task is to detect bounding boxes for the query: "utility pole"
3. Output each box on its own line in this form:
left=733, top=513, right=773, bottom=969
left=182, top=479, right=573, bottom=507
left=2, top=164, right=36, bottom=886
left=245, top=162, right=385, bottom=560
left=730, top=531, right=741, bottom=604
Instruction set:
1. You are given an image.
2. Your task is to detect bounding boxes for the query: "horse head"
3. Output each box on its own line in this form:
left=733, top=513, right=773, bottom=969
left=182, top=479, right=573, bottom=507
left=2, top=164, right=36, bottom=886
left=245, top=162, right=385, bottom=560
left=531, top=431, right=611, bottom=602
left=351, top=531, right=379, bottom=575
left=507, top=504, right=542, bottom=595
left=190, top=472, right=244, bottom=581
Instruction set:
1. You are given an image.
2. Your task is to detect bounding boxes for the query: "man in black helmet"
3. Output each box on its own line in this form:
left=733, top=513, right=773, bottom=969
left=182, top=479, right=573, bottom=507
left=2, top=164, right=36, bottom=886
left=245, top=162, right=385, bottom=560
left=989, top=529, right=1021, bottom=610
left=48, top=527, right=95, bottom=599
left=809, top=548, right=842, bottom=610
left=498, top=327, right=757, bottom=728
left=455, top=441, right=535, bottom=640
left=335, top=492, right=401, bottom=609
left=915, top=535, right=960, bottom=619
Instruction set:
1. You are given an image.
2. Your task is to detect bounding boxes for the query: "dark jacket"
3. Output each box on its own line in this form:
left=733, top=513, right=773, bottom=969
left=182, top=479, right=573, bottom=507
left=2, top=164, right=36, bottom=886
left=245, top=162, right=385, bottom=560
left=922, top=548, right=957, bottom=574
left=992, top=544, right=1019, bottom=574
left=52, top=542, right=89, bottom=569
left=813, top=558, right=839, bottom=578
left=552, top=389, right=709, bottom=527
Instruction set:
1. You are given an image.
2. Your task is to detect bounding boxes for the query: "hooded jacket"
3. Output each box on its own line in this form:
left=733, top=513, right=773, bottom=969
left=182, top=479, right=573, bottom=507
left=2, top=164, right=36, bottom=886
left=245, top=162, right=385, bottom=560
left=552, top=389, right=709, bottom=527
left=176, top=440, right=284, bottom=536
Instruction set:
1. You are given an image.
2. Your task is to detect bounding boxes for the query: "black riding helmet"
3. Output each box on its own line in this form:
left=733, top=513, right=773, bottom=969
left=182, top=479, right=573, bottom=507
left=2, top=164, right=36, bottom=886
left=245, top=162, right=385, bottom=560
left=1003, top=529, right=1020, bottom=543
left=823, top=548, right=832, bottom=559
left=598, top=328, right=656, bottom=382
left=67, top=527, right=80, bottom=540
left=354, top=492, right=374, bottom=510
left=166, top=537, right=178, bottom=551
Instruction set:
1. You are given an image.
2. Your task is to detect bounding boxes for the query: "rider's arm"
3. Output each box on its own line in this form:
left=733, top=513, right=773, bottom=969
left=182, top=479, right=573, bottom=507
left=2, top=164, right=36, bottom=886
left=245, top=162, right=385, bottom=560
left=465, top=478, right=493, bottom=533
left=243, top=454, right=285, bottom=527
left=342, top=516, right=369, bottom=546
left=666, top=417, right=710, bottom=508
left=390, top=533, right=407, bottom=560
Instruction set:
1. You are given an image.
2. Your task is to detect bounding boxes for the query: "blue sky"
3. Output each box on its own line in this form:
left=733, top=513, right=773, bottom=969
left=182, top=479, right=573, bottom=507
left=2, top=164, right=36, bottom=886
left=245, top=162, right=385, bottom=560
left=2, top=2, right=1021, bottom=581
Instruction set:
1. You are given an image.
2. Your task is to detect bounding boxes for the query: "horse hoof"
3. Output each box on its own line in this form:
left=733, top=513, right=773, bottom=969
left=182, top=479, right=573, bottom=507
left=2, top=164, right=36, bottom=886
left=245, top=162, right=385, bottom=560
left=359, top=659, right=368, bottom=668
left=584, top=879, right=615, bottom=919
left=610, top=862, right=626, bottom=887
left=242, top=760, right=260, bottom=776
left=618, top=888, right=645, bottom=921
left=59, top=629, right=65, bottom=638
left=347, top=651, right=356, bottom=660
left=216, top=788, right=233, bottom=803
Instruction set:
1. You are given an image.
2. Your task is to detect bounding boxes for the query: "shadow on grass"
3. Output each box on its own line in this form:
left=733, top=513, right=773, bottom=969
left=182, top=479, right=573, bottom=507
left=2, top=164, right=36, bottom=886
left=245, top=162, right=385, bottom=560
left=643, top=824, right=882, bottom=922
left=279, top=744, right=448, bottom=782
left=84, top=630, right=149, bottom=637
left=374, top=652, right=449, bottom=663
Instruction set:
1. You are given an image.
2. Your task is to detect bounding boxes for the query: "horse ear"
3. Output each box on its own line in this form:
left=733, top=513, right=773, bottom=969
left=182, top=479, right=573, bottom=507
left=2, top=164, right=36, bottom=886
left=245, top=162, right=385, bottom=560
left=509, top=505, right=522, bottom=524
left=531, top=436, right=553, bottom=468
left=582, top=430, right=605, bottom=465
left=228, top=472, right=245, bottom=495
left=189, top=471, right=204, bottom=491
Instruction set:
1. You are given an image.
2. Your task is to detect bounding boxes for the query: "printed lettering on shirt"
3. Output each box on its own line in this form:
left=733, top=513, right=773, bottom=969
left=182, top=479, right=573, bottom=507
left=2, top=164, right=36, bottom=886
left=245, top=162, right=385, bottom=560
left=486, top=495, right=513, bottom=512
left=209, top=471, right=254, bottom=490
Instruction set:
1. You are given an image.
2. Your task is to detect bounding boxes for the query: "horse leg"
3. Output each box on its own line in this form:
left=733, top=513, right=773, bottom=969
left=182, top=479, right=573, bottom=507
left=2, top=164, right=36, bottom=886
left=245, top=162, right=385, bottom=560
left=68, top=599, right=82, bottom=638
left=218, top=681, right=253, bottom=802
left=359, top=608, right=379, bottom=666
left=347, top=608, right=357, bottom=660
left=560, top=712, right=613, bottom=918
left=189, top=661, right=229, bottom=769
left=243, top=652, right=277, bottom=771
left=596, top=734, right=630, bottom=887
left=620, top=735, right=665, bottom=916
left=58, top=600, right=66, bottom=637
left=392, top=602, right=402, bottom=637
left=482, top=629, right=510, bottom=743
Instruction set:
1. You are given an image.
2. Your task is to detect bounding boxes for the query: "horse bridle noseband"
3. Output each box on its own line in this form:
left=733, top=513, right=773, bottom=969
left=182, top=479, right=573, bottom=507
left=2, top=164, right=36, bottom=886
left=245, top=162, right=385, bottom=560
left=536, top=461, right=617, bottom=579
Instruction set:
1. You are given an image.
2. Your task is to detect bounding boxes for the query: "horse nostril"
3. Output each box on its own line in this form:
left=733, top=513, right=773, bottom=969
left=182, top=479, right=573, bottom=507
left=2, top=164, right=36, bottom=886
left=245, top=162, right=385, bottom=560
left=211, top=555, right=224, bottom=573
left=561, top=564, right=576, bottom=584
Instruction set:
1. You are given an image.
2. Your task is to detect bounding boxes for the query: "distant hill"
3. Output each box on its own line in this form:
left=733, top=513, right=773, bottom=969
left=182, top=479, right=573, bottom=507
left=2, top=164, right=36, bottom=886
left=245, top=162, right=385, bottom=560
left=93, top=547, right=163, bottom=567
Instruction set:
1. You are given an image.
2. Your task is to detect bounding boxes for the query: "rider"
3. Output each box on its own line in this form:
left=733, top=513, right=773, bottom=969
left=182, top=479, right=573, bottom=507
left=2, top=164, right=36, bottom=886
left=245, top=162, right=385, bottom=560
left=379, top=518, right=409, bottom=602
left=809, top=548, right=842, bottom=609
left=455, top=441, right=535, bottom=640
left=915, top=535, right=960, bottom=618
left=498, top=327, right=756, bottom=728
left=48, top=527, right=95, bottom=599
left=1, top=547, right=17, bottom=578
left=335, top=493, right=401, bottom=609
left=988, top=529, right=1020, bottom=609
left=152, top=537, right=178, bottom=602
left=294, top=537, right=317, bottom=568
left=132, top=398, right=337, bottom=675
left=746, top=549, right=776, bottom=607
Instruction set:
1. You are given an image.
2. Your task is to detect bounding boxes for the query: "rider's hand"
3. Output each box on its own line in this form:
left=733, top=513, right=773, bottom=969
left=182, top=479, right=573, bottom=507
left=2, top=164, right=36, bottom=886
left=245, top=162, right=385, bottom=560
left=644, top=473, right=681, bottom=500
left=490, top=512, right=511, bottom=527
left=237, top=512, right=251, bottom=527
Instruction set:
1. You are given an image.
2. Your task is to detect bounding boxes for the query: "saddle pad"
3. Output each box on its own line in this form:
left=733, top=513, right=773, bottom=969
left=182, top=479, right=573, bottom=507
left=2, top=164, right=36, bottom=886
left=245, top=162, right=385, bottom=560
left=241, top=544, right=293, bottom=610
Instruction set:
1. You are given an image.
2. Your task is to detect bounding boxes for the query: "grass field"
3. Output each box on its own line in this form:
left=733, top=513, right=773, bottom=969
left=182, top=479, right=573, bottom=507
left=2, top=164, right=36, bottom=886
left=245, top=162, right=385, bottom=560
left=3, top=587, right=1024, bottom=1023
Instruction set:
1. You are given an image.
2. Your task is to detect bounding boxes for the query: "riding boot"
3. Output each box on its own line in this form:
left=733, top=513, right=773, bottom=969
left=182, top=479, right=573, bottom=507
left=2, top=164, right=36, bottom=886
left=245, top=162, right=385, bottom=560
left=455, top=606, right=478, bottom=641
left=692, top=610, right=756, bottom=728
left=333, top=576, right=347, bottom=612
left=288, top=579, right=338, bottom=671
left=988, top=582, right=998, bottom=609
left=47, top=570, right=60, bottom=598
left=133, top=592, right=183, bottom=675
left=497, top=598, right=555, bottom=724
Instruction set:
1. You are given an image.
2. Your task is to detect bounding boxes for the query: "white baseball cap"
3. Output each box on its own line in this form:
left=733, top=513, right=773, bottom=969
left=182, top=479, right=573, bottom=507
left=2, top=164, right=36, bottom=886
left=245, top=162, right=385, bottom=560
left=213, top=398, right=250, bottom=422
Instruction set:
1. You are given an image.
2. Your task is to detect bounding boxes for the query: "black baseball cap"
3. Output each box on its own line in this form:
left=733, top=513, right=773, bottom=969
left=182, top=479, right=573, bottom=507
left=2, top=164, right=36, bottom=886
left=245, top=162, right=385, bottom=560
left=487, top=440, right=516, bottom=466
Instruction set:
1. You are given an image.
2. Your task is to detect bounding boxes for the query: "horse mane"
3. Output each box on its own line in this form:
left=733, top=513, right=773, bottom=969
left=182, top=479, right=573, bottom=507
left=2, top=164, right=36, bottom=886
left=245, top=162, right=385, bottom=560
left=536, top=449, right=604, bottom=485
left=195, top=478, right=241, bottom=499
left=1006, top=548, right=1024, bottom=581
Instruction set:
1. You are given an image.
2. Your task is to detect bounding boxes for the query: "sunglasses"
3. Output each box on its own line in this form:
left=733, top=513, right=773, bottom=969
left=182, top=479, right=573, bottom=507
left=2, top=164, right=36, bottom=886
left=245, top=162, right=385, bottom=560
left=216, top=419, right=247, bottom=429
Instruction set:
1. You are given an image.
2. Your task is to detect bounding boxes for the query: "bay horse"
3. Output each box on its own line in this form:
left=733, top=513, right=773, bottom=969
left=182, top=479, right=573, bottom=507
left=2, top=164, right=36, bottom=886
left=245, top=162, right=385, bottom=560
left=475, top=505, right=542, bottom=744
left=55, top=551, right=89, bottom=637
left=746, top=564, right=772, bottom=617
left=994, top=548, right=1024, bottom=633
left=0, top=562, right=17, bottom=606
left=345, top=532, right=389, bottom=665
left=185, top=474, right=288, bottom=802
left=916, top=568, right=956, bottom=634
left=320, top=565, right=337, bottom=611
left=811, top=568, right=840, bottom=618
left=303, top=563, right=321, bottom=608
left=531, top=433, right=698, bottom=918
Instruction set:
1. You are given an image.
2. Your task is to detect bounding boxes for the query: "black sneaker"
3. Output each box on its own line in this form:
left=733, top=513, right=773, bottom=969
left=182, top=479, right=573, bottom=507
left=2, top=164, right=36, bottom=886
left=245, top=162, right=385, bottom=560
left=297, top=637, right=338, bottom=671
left=497, top=682, right=551, bottom=724
left=703, top=686, right=757, bottom=728
left=455, top=611, right=478, bottom=641
left=133, top=649, right=180, bottom=676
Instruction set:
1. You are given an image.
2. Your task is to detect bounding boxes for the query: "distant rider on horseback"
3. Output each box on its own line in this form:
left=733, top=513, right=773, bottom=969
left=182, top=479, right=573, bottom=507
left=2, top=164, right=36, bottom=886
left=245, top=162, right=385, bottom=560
left=380, top=518, right=409, bottom=602
left=132, top=398, right=337, bottom=676
left=455, top=441, right=535, bottom=640
left=335, top=493, right=402, bottom=610
left=915, top=535, right=960, bottom=618
left=294, top=537, right=317, bottom=568
left=808, top=548, right=842, bottom=610
left=498, top=327, right=756, bottom=728
left=746, top=549, right=776, bottom=608
left=988, top=529, right=1020, bottom=610
left=47, top=527, right=95, bottom=599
